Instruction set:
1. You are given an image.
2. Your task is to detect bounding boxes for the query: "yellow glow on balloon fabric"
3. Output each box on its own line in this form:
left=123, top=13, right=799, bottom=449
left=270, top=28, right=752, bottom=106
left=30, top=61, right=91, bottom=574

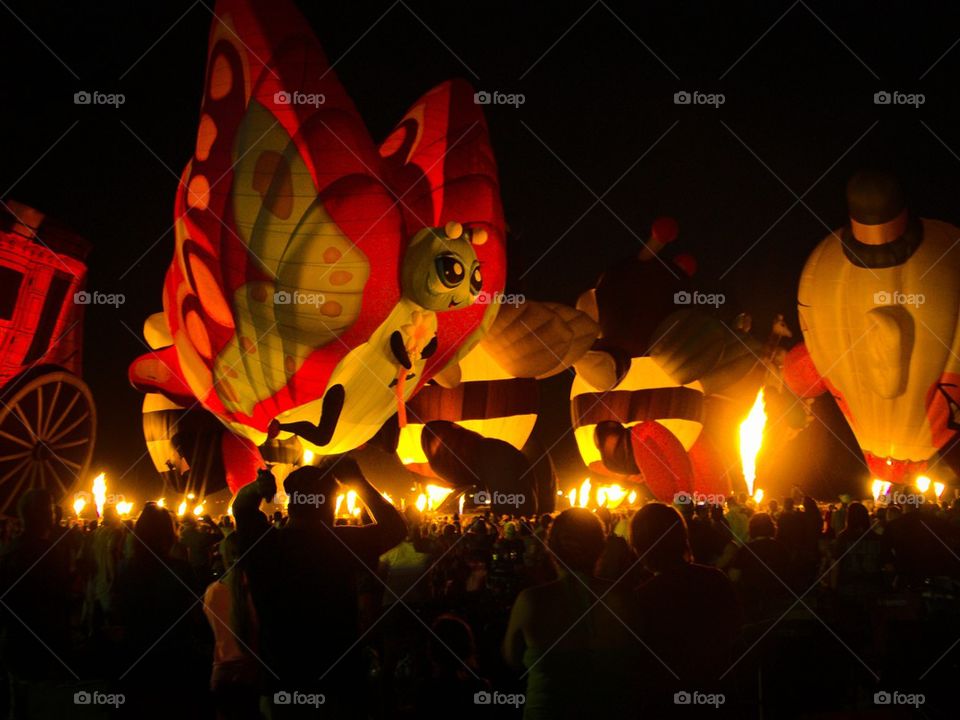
left=799, top=217, right=960, bottom=476
left=571, top=356, right=703, bottom=471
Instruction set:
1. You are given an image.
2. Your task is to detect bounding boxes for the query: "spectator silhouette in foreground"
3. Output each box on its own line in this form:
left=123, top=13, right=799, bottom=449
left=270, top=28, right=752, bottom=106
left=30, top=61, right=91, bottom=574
left=0, top=488, right=71, bottom=719
left=503, top=508, right=638, bottom=719
left=629, top=503, right=740, bottom=708
left=204, top=531, right=260, bottom=720
left=114, top=502, right=209, bottom=716
left=232, top=458, right=405, bottom=717
left=728, top=512, right=791, bottom=623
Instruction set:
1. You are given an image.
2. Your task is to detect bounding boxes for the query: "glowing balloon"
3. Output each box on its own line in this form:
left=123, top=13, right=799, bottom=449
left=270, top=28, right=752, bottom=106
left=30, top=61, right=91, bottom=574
left=129, top=0, right=505, bottom=467
left=798, top=171, right=960, bottom=481
left=571, top=356, right=703, bottom=475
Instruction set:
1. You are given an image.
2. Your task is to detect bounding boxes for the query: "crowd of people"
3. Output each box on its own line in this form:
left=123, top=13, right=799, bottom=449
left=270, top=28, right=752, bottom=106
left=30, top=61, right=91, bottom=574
left=1, top=463, right=959, bottom=718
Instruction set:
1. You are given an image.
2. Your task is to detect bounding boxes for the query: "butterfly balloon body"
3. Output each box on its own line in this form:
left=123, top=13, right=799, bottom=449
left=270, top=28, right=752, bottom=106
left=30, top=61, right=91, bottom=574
left=129, top=0, right=505, bottom=465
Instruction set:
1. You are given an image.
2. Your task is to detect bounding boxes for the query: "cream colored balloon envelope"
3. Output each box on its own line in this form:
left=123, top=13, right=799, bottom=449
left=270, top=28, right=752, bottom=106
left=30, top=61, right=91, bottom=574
left=798, top=218, right=960, bottom=479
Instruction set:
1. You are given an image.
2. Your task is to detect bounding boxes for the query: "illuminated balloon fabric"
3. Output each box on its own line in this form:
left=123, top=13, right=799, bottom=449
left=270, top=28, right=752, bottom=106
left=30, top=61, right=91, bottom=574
left=420, top=420, right=537, bottom=514
left=128, top=0, right=505, bottom=459
left=570, top=356, right=703, bottom=475
left=479, top=301, right=599, bottom=380
left=798, top=172, right=960, bottom=481
left=397, top=342, right=538, bottom=468
left=629, top=421, right=694, bottom=502
left=396, top=302, right=598, bottom=469
left=782, top=342, right=827, bottom=399
left=141, top=392, right=261, bottom=495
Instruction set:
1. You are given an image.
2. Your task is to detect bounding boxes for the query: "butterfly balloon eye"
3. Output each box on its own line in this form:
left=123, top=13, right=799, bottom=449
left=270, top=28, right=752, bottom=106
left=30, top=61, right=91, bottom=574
left=436, top=255, right=466, bottom=288
left=470, top=266, right=482, bottom=294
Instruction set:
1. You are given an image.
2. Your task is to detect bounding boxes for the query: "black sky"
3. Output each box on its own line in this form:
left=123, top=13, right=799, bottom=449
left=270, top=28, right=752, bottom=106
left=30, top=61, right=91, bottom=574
left=2, top=0, right=960, bottom=499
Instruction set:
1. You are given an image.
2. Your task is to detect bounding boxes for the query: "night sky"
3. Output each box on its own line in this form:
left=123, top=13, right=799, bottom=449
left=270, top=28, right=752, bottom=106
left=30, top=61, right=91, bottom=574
left=3, top=0, right=960, bottom=500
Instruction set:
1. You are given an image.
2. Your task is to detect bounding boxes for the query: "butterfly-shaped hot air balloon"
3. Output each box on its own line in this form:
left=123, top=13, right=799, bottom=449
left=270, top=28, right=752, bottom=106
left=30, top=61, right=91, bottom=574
left=129, top=0, right=505, bottom=473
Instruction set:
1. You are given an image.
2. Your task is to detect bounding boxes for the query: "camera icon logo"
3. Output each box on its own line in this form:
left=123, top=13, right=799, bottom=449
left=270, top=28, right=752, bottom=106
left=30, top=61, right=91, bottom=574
left=673, top=91, right=691, bottom=105
left=274, top=691, right=292, bottom=705
left=474, top=490, right=491, bottom=505
left=74, top=691, right=92, bottom=705
left=873, top=691, right=891, bottom=705
left=74, top=90, right=92, bottom=105
left=473, top=91, right=491, bottom=105
left=674, top=691, right=692, bottom=705
left=674, top=491, right=692, bottom=505
left=874, top=91, right=892, bottom=105
left=274, top=91, right=292, bottom=105
left=873, top=290, right=891, bottom=305
left=274, top=290, right=292, bottom=305
left=73, top=291, right=91, bottom=305
left=673, top=290, right=691, bottom=305
left=474, top=691, right=492, bottom=704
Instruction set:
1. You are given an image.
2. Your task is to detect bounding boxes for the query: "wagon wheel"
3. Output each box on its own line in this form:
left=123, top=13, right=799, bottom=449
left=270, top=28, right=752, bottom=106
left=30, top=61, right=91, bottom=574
left=0, top=371, right=96, bottom=514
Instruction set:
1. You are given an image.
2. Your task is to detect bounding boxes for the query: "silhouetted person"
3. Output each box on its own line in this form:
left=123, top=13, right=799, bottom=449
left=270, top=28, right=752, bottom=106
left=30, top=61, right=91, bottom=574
left=0, top=489, right=71, bottom=718
left=233, top=459, right=405, bottom=717
left=503, top=508, right=638, bottom=719
left=114, top=503, right=208, bottom=714
left=729, top=513, right=791, bottom=622
left=630, top=503, right=740, bottom=709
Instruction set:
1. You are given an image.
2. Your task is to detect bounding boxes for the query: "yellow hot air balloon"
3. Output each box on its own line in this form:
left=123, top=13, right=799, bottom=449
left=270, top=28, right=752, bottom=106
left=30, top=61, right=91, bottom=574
left=397, top=341, right=538, bottom=467
left=570, top=356, right=703, bottom=474
left=798, top=171, right=960, bottom=483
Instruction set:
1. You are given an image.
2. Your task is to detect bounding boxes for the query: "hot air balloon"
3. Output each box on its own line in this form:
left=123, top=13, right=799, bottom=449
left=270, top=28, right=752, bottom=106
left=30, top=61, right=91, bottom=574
left=128, top=0, right=506, bottom=473
left=392, top=300, right=597, bottom=511
left=797, top=170, right=960, bottom=484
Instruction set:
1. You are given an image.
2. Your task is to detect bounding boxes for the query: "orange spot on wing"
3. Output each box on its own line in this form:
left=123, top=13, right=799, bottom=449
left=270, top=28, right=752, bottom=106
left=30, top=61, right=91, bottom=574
left=185, top=310, right=212, bottom=359
left=239, top=336, right=256, bottom=354
left=209, top=55, right=232, bottom=100
left=187, top=253, right=233, bottom=327
left=323, top=247, right=342, bottom=263
left=320, top=301, right=342, bottom=317
left=187, top=175, right=210, bottom=210
left=284, top=355, right=296, bottom=374
left=329, top=270, right=352, bottom=286
left=196, top=114, right=217, bottom=161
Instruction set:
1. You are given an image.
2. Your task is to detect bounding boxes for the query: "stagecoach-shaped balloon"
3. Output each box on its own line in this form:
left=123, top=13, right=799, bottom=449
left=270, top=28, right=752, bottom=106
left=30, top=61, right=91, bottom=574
left=0, top=202, right=96, bottom=513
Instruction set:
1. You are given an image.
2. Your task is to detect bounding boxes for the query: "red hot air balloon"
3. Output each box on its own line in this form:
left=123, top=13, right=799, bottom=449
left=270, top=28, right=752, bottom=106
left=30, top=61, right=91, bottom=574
left=129, top=0, right=506, bottom=469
